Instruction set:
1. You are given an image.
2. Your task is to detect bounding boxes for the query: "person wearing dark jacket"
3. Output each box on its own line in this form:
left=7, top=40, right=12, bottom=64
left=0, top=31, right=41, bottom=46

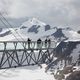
left=37, top=38, right=42, bottom=48
left=45, top=39, right=48, bottom=48
left=27, top=38, right=31, bottom=49
left=48, top=39, right=51, bottom=48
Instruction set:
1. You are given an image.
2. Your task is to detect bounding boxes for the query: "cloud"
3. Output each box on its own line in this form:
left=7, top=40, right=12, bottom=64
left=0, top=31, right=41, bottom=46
left=0, top=0, right=80, bottom=28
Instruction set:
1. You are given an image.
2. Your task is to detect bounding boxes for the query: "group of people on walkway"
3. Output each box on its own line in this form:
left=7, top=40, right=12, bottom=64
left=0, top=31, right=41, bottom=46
left=27, top=38, right=51, bottom=49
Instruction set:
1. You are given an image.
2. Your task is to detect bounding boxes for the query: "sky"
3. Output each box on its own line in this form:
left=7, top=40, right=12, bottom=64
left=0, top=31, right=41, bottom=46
left=0, top=0, right=80, bottom=30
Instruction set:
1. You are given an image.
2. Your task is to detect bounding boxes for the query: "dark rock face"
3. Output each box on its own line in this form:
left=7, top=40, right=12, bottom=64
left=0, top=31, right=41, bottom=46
left=55, top=41, right=80, bottom=59
left=77, top=30, right=80, bottom=34
left=20, top=26, right=27, bottom=29
left=51, top=28, right=66, bottom=38
left=66, top=27, right=72, bottom=30
left=0, top=30, right=11, bottom=37
left=66, top=71, right=80, bottom=80
left=28, top=25, right=40, bottom=33
left=45, top=25, right=50, bottom=31
left=46, top=41, right=80, bottom=71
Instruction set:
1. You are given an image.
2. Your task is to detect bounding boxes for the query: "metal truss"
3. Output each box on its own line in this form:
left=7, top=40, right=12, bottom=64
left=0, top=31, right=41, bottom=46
left=0, top=41, right=55, bottom=69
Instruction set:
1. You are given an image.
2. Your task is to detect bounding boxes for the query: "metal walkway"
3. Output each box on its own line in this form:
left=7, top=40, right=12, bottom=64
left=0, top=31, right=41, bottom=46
left=0, top=41, right=56, bottom=69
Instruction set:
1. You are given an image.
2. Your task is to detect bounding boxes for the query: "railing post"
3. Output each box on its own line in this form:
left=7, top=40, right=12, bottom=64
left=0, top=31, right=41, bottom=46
left=14, top=42, right=20, bottom=66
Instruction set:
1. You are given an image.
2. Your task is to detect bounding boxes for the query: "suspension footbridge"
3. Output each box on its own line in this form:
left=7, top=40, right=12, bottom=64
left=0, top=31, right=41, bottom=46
left=0, top=41, right=56, bottom=69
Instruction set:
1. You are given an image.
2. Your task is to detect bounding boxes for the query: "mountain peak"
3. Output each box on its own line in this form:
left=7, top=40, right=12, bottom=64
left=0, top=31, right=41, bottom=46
left=30, top=17, right=39, bottom=23
left=21, top=18, right=46, bottom=27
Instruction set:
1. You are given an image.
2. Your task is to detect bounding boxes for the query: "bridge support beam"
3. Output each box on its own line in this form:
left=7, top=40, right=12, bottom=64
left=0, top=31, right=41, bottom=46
left=0, top=41, right=55, bottom=69
left=0, top=49, right=54, bottom=69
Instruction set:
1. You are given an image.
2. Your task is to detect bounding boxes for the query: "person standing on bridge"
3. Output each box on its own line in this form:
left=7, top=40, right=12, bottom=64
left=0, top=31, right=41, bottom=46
left=45, top=39, right=48, bottom=48
left=48, top=39, right=51, bottom=48
left=37, top=38, right=42, bottom=48
left=27, top=38, right=31, bottom=49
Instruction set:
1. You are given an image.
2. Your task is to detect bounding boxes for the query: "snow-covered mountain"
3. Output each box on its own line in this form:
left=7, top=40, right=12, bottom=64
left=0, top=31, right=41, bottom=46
left=0, top=18, right=80, bottom=41
left=55, top=41, right=80, bottom=62
left=19, top=18, right=54, bottom=40
left=0, top=18, right=80, bottom=80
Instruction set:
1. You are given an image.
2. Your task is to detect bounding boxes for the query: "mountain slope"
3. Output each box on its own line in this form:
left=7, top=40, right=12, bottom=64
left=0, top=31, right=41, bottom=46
left=0, top=18, right=80, bottom=41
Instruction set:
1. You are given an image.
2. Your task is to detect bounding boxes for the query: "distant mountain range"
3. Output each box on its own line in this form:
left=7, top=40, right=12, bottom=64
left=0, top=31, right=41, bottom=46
left=0, top=18, right=80, bottom=41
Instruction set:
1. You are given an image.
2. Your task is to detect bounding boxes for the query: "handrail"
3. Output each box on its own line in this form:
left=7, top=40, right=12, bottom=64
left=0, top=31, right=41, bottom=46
left=0, top=40, right=55, bottom=43
left=0, top=41, right=57, bottom=50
